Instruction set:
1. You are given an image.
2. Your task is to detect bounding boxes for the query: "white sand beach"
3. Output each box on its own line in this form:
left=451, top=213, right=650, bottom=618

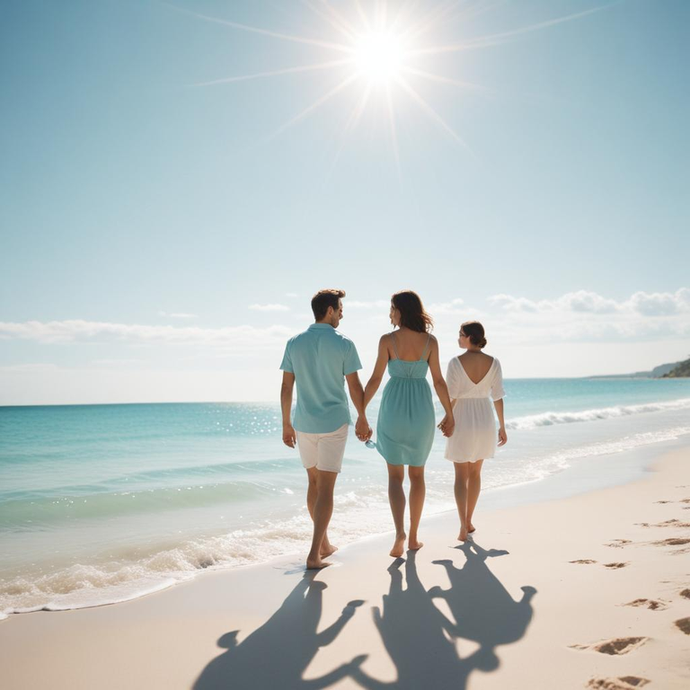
left=1, top=444, right=689, bottom=690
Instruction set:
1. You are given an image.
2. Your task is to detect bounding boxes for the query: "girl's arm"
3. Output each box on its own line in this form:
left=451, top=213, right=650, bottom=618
left=427, top=337, right=455, bottom=437
left=363, top=336, right=390, bottom=410
left=494, top=398, right=507, bottom=446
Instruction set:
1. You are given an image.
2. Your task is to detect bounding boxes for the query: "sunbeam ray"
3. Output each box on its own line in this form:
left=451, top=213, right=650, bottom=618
left=164, top=2, right=354, bottom=54
left=266, top=74, right=359, bottom=141
left=390, top=0, right=423, bottom=34
left=385, top=83, right=403, bottom=182
left=301, top=0, right=357, bottom=41
left=409, top=3, right=615, bottom=55
left=317, top=0, right=361, bottom=37
left=189, top=59, right=355, bottom=87
left=401, top=0, right=465, bottom=42
left=326, top=83, right=373, bottom=181
left=403, top=66, right=491, bottom=93
left=396, top=76, right=469, bottom=150
left=354, top=0, right=373, bottom=31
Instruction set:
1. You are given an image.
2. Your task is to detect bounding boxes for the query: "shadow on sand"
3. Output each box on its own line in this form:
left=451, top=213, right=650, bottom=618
left=193, top=571, right=366, bottom=690
left=194, top=541, right=536, bottom=690
left=351, top=541, right=537, bottom=690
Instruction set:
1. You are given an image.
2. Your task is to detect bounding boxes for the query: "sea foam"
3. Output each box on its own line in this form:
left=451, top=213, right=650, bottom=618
left=507, top=398, right=690, bottom=431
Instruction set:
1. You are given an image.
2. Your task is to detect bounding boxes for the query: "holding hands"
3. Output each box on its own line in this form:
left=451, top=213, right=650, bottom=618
left=355, top=415, right=372, bottom=442
left=437, top=413, right=455, bottom=438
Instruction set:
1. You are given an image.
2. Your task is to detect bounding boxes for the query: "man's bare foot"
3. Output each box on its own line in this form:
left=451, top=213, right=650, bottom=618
left=458, top=527, right=469, bottom=541
left=408, top=539, right=424, bottom=551
left=390, top=533, right=406, bottom=558
left=321, top=544, right=338, bottom=558
left=306, top=557, right=332, bottom=570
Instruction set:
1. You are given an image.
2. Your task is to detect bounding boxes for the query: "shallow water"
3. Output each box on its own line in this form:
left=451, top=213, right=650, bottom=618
left=1, top=377, right=689, bottom=618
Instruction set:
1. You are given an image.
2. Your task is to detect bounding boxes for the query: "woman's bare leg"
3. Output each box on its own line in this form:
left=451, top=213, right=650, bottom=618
left=387, top=463, right=406, bottom=557
left=453, top=462, right=471, bottom=541
left=407, top=465, right=425, bottom=550
left=467, top=460, right=483, bottom=532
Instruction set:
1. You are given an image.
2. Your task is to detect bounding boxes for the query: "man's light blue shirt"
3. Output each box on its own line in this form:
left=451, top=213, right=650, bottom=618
left=280, top=323, right=362, bottom=434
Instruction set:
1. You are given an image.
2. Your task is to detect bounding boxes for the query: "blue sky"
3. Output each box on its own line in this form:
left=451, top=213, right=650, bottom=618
left=1, top=0, right=688, bottom=404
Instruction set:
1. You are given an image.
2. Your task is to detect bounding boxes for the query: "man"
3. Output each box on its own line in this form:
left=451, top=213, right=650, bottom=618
left=280, top=289, right=370, bottom=569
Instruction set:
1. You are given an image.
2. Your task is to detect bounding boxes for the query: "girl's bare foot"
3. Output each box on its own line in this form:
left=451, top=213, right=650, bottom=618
left=390, top=533, right=406, bottom=557
left=306, top=557, right=332, bottom=570
left=408, top=539, right=424, bottom=550
left=321, top=544, right=339, bottom=558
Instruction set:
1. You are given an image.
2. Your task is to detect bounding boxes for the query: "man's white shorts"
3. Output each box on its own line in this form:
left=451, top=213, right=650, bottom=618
left=296, top=423, right=348, bottom=473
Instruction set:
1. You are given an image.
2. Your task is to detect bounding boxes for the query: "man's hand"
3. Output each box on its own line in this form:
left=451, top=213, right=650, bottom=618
left=283, top=424, right=297, bottom=448
left=355, top=416, right=371, bottom=442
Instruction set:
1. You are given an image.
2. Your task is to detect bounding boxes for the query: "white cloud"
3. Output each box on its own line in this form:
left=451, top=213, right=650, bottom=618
left=248, top=303, right=290, bottom=312
left=428, top=298, right=465, bottom=314
left=0, top=319, right=294, bottom=350
left=488, top=290, right=618, bottom=314
left=485, top=288, right=690, bottom=343
left=629, top=288, right=690, bottom=316
left=489, top=288, right=690, bottom=317
left=285, top=292, right=298, bottom=298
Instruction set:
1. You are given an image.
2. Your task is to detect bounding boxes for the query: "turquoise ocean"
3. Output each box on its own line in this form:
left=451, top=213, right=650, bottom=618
left=1, top=377, right=690, bottom=619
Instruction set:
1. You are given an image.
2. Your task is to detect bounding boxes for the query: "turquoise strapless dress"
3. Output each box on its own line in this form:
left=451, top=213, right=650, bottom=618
left=375, top=336, right=435, bottom=467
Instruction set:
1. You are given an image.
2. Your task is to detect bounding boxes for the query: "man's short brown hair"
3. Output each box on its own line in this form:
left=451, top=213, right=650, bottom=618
left=311, top=289, right=345, bottom=321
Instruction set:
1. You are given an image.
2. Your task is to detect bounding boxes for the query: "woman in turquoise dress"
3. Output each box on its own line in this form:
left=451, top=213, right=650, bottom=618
left=363, top=291, right=455, bottom=557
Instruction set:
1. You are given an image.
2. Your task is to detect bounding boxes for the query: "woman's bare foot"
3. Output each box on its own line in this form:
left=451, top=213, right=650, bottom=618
left=321, top=544, right=339, bottom=558
left=458, top=527, right=469, bottom=541
left=468, top=523, right=476, bottom=534
left=408, top=539, right=424, bottom=551
left=390, top=533, right=406, bottom=557
left=306, top=557, right=332, bottom=570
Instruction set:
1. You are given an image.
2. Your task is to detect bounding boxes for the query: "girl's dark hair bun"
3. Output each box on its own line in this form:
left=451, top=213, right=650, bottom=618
left=461, top=321, right=487, bottom=349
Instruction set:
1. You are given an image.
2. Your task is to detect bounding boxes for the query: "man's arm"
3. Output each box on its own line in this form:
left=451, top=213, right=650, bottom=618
left=281, top=371, right=296, bottom=448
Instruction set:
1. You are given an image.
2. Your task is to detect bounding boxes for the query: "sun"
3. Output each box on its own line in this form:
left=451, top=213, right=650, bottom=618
left=353, top=30, right=405, bottom=83
left=181, top=0, right=607, bottom=168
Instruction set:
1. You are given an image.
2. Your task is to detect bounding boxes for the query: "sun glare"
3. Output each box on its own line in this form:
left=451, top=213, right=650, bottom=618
left=354, top=31, right=404, bottom=82
left=182, top=0, right=607, bottom=168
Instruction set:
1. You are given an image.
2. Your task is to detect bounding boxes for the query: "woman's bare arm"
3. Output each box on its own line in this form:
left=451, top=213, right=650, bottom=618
left=427, top=337, right=455, bottom=437
left=494, top=398, right=507, bottom=446
left=363, top=336, right=390, bottom=410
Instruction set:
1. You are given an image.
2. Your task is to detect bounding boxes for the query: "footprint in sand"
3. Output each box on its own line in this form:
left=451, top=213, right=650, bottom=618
left=605, top=539, right=632, bottom=548
left=569, top=559, right=597, bottom=564
left=603, top=562, right=629, bottom=569
left=674, top=617, right=690, bottom=635
left=570, top=637, right=648, bottom=655
left=587, top=677, right=650, bottom=690
left=621, top=598, right=668, bottom=611
left=636, top=519, right=690, bottom=528
left=680, top=589, right=690, bottom=600
left=653, top=537, right=690, bottom=547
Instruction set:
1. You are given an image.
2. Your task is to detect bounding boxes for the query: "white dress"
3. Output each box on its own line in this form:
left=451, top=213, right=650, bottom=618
left=444, top=356, right=505, bottom=463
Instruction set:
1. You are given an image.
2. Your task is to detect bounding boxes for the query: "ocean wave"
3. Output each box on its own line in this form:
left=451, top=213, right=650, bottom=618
left=2, top=418, right=689, bottom=621
left=507, top=398, right=690, bottom=431
left=0, top=480, right=291, bottom=528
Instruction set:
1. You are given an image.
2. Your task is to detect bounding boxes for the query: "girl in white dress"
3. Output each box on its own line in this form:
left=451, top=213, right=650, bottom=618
left=444, top=321, right=507, bottom=541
